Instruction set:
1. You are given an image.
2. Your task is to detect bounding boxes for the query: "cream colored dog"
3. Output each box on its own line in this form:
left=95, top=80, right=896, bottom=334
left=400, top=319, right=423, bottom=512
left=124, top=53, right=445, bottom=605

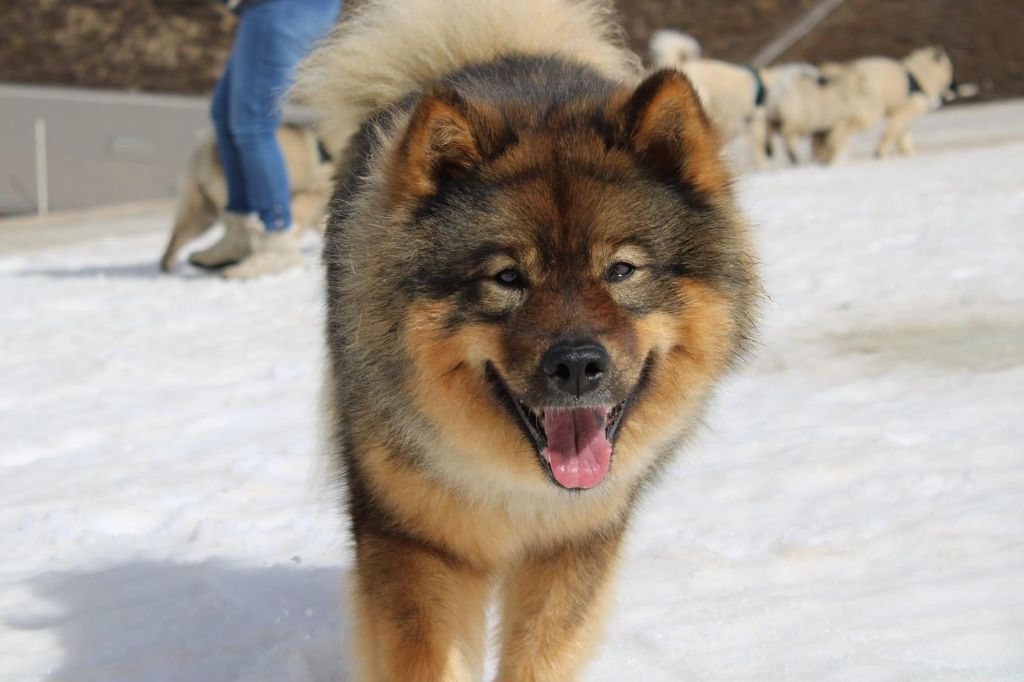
left=825, top=46, right=954, bottom=161
left=676, top=59, right=762, bottom=136
left=767, top=64, right=873, bottom=164
left=159, top=125, right=333, bottom=273
left=760, top=62, right=825, bottom=162
left=648, top=33, right=767, bottom=165
left=673, top=59, right=770, bottom=167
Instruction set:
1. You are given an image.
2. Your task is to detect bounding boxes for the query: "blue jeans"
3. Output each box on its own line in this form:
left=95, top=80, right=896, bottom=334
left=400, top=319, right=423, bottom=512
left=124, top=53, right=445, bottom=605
left=211, top=0, right=340, bottom=231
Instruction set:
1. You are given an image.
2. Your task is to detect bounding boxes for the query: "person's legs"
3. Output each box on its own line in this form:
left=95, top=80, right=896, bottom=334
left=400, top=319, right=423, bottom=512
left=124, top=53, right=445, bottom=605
left=210, top=57, right=250, bottom=216
left=228, top=0, right=339, bottom=231
left=222, top=0, right=340, bottom=278
left=225, top=9, right=290, bottom=232
left=189, top=54, right=257, bottom=268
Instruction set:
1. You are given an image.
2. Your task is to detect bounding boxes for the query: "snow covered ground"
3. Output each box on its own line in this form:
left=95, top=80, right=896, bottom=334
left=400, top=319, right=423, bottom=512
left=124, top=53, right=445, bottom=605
left=1, top=100, right=1023, bottom=681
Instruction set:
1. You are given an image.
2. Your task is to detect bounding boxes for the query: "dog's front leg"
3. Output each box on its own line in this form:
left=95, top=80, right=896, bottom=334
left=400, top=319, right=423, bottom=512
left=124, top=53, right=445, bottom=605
left=159, top=181, right=218, bottom=272
left=877, top=95, right=929, bottom=159
left=352, top=531, right=490, bottom=682
left=496, top=525, right=625, bottom=682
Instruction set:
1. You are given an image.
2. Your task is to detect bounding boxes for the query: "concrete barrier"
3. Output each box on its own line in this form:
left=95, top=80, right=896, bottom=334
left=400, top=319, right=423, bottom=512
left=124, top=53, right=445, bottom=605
left=1, top=83, right=212, bottom=217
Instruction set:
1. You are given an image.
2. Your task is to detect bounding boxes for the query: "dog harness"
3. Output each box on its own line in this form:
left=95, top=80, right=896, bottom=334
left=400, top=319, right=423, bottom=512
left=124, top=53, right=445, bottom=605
left=741, top=64, right=767, bottom=107
left=907, top=69, right=925, bottom=96
left=317, top=138, right=333, bottom=163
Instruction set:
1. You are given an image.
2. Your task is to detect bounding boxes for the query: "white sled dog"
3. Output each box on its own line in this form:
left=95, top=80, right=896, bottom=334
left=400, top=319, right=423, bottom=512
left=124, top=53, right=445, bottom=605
left=767, top=64, right=873, bottom=164
left=825, top=46, right=955, bottom=161
left=674, top=58, right=771, bottom=167
left=649, top=32, right=770, bottom=166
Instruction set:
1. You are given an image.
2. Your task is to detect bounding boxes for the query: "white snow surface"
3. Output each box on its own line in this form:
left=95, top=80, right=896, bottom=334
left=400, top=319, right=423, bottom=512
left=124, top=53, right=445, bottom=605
left=2, top=101, right=1023, bottom=681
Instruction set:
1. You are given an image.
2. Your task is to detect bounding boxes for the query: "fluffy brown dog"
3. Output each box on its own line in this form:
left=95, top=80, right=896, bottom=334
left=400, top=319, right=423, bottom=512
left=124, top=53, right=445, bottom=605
left=158, top=125, right=331, bottom=272
left=296, top=1, right=759, bottom=679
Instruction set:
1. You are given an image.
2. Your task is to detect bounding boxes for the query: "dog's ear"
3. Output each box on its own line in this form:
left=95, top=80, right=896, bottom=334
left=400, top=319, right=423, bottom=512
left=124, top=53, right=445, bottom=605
left=390, top=87, right=491, bottom=202
left=616, top=69, right=729, bottom=197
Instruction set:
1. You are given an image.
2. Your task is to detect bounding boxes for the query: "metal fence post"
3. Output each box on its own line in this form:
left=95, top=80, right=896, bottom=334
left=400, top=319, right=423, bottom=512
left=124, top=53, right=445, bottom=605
left=34, top=116, right=49, bottom=217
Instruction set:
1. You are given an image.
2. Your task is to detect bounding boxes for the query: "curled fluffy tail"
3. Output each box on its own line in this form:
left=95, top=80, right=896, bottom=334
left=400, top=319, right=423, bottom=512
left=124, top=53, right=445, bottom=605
left=649, top=30, right=702, bottom=68
left=294, top=0, right=641, bottom=150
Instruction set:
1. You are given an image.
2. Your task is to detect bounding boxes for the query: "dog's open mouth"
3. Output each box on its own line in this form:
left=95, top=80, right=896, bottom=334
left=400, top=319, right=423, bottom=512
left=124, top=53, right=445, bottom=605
left=485, top=364, right=633, bottom=490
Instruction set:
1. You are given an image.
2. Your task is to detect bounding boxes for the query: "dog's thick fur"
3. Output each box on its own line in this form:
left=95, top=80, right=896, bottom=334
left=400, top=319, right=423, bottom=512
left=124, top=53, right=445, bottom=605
left=298, top=1, right=759, bottom=679
left=158, top=125, right=332, bottom=272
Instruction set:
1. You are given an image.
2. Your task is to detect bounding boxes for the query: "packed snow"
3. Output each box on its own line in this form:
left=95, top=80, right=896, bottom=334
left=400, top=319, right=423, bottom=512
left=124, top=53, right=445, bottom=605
left=1, top=101, right=1023, bottom=681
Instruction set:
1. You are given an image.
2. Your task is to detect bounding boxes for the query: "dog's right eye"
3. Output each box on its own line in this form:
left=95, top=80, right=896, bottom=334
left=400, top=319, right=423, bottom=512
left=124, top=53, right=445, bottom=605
left=494, top=268, right=525, bottom=288
left=606, top=262, right=636, bottom=283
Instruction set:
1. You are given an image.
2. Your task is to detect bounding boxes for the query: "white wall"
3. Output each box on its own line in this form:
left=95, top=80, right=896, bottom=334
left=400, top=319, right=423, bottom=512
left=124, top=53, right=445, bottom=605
left=0, top=84, right=209, bottom=216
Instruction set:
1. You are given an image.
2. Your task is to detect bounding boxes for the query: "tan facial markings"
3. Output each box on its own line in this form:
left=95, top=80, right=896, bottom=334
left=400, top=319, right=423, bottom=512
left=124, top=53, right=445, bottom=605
left=395, top=114, right=745, bottom=488
left=607, top=244, right=649, bottom=270
left=611, top=277, right=738, bottom=479
left=481, top=253, right=519, bottom=279
left=404, top=299, right=544, bottom=485
left=476, top=251, right=533, bottom=315
left=402, top=246, right=744, bottom=499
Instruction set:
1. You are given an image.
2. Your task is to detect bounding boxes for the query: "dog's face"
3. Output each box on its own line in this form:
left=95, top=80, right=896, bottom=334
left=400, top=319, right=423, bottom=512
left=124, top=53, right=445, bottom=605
left=906, top=46, right=954, bottom=90
left=388, top=71, right=756, bottom=493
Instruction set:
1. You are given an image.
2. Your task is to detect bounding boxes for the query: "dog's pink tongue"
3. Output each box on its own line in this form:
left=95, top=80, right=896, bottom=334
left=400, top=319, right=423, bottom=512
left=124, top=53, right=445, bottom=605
left=543, top=408, right=612, bottom=489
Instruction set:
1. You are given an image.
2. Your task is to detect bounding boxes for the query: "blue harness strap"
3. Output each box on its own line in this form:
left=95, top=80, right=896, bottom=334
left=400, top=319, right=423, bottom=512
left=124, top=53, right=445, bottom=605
left=741, top=64, right=767, bottom=107
left=317, top=138, right=333, bottom=163
left=907, top=69, right=925, bottom=95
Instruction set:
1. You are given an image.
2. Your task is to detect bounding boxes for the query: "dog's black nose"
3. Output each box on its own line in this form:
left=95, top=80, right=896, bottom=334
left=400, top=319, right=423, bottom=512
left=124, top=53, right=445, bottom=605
left=541, top=342, right=609, bottom=397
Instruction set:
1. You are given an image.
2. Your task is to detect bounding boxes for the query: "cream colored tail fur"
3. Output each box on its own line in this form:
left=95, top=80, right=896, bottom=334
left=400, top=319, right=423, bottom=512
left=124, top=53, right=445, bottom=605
left=293, top=0, right=641, bottom=150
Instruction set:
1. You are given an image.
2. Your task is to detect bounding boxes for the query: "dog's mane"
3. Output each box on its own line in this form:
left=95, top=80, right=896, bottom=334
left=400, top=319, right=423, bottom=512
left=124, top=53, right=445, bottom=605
left=292, top=0, right=642, bottom=152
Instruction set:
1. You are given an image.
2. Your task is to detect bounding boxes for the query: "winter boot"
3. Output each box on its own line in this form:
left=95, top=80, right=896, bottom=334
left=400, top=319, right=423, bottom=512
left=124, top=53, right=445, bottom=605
left=188, top=212, right=255, bottom=269
left=222, top=225, right=303, bottom=280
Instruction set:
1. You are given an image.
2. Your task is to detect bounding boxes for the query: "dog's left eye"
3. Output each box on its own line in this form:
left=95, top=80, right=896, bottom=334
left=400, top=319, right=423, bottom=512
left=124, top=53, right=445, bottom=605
left=605, top=262, right=636, bottom=283
left=494, top=268, right=525, bottom=288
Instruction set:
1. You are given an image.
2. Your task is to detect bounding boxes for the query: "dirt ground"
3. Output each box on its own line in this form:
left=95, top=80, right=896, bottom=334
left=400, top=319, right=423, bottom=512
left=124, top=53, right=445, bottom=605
left=0, top=0, right=1021, bottom=101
